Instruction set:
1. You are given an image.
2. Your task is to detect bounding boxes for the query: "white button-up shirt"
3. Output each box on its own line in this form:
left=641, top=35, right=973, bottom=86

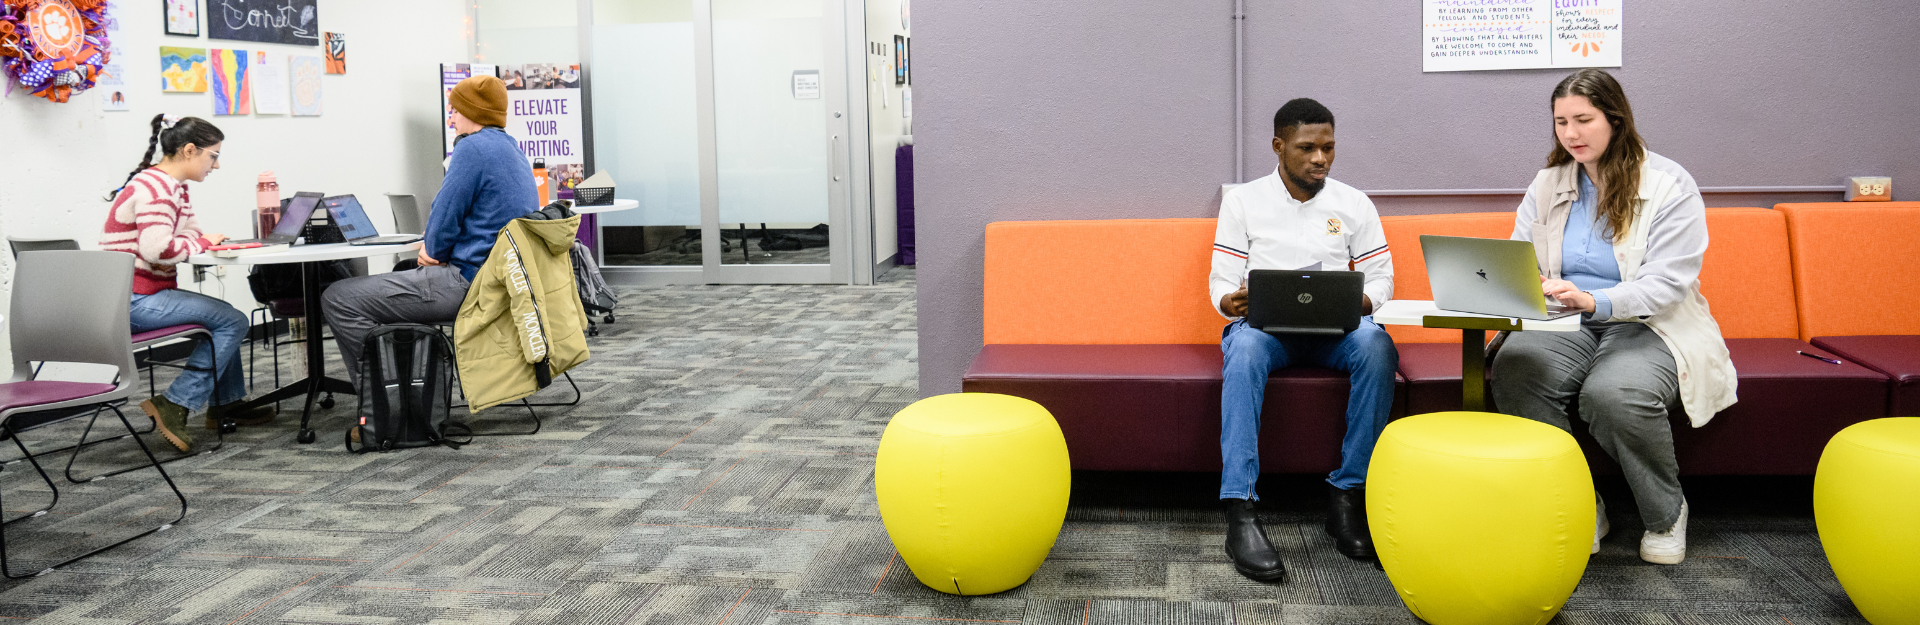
left=1209, top=169, right=1394, bottom=318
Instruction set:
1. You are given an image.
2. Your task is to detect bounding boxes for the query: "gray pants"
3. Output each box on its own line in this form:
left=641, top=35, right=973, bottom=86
left=1491, top=321, right=1684, bottom=532
left=321, top=265, right=471, bottom=389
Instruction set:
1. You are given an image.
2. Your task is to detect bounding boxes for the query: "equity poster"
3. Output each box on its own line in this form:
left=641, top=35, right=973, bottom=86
left=210, top=48, right=251, bottom=115
left=1422, top=0, right=1621, bottom=72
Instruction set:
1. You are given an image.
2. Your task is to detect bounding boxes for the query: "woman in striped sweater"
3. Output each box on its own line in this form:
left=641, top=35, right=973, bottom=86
left=102, top=114, right=274, bottom=452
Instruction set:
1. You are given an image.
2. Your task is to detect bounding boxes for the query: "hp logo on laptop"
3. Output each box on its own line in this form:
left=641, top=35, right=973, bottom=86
left=1298, top=293, right=1313, bottom=304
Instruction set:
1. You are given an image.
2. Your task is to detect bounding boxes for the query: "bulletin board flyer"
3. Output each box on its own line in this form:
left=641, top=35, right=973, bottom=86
left=1423, top=0, right=1622, bottom=73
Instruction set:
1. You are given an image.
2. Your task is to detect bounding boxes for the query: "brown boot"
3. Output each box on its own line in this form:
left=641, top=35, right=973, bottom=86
left=139, top=396, right=193, bottom=452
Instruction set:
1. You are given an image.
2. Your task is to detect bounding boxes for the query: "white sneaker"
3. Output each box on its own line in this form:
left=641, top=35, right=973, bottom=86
left=1592, top=494, right=1610, bottom=555
left=1640, top=498, right=1687, bottom=565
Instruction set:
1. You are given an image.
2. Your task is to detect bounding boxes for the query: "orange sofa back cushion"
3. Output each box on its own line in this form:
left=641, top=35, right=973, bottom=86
left=1780, top=203, right=1920, bottom=339
left=984, top=219, right=1223, bottom=345
left=1699, top=208, right=1798, bottom=339
left=1378, top=212, right=1515, bottom=343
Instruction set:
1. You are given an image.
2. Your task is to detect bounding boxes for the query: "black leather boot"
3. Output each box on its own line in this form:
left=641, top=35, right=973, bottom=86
left=1326, top=484, right=1376, bottom=560
left=1223, top=498, right=1287, bottom=582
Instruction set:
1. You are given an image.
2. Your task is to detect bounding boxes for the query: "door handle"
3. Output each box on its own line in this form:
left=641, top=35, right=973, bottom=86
left=831, top=133, right=842, bottom=182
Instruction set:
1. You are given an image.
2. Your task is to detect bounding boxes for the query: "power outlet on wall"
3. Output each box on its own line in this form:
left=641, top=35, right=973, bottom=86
left=1846, top=176, right=1892, bottom=201
left=191, top=265, right=208, bottom=283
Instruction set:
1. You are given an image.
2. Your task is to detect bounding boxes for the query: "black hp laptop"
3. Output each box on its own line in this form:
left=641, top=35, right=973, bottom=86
left=1246, top=269, right=1365, bottom=336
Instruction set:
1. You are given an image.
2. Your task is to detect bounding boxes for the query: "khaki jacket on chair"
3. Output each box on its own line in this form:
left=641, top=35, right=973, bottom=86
left=454, top=209, right=590, bottom=411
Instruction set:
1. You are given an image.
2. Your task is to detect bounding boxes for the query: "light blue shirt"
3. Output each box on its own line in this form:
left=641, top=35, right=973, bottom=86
left=1563, top=170, right=1621, bottom=320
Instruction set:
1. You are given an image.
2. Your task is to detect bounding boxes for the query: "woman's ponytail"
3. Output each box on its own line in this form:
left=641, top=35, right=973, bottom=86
left=106, top=114, right=223, bottom=201
left=107, top=114, right=167, bottom=201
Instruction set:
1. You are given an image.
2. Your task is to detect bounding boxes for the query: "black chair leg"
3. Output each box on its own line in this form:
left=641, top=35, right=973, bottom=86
left=66, top=333, right=227, bottom=483
left=0, top=405, right=187, bottom=579
left=0, top=421, right=62, bottom=525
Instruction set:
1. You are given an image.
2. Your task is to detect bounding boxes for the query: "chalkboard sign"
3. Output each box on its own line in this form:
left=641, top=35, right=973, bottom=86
left=209, top=0, right=321, bottom=46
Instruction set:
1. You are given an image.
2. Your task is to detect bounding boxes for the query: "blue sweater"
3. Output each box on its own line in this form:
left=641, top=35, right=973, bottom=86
left=1563, top=169, right=1622, bottom=320
left=427, top=128, right=537, bottom=282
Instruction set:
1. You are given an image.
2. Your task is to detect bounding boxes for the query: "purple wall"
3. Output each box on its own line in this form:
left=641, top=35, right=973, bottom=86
left=916, top=1, right=1920, bottom=396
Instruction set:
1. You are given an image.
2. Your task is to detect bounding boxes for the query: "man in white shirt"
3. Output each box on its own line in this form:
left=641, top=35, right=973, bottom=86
left=1210, top=98, right=1397, bottom=581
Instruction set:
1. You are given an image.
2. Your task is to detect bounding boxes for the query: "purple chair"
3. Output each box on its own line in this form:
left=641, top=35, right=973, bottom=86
left=0, top=251, right=187, bottom=578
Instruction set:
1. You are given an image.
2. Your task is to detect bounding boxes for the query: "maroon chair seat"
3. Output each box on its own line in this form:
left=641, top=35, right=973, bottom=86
left=131, top=324, right=208, bottom=348
left=1810, top=335, right=1920, bottom=417
left=0, top=381, right=118, bottom=416
left=963, top=344, right=1403, bottom=473
left=269, top=298, right=304, bottom=319
left=1394, top=338, right=1889, bottom=475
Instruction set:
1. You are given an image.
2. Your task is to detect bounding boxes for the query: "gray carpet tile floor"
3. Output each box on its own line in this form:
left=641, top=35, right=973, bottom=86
left=0, top=266, right=1873, bottom=624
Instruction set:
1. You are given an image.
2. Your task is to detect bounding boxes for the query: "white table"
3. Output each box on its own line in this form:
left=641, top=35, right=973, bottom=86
left=186, top=242, right=421, bottom=444
left=571, top=198, right=637, bottom=215
left=1373, top=300, right=1580, bottom=411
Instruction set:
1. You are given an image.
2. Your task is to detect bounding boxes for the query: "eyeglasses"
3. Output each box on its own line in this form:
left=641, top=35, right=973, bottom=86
left=206, top=150, right=221, bottom=163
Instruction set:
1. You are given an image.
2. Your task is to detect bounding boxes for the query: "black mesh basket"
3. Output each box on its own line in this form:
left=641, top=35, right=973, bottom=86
left=574, top=186, right=615, bottom=206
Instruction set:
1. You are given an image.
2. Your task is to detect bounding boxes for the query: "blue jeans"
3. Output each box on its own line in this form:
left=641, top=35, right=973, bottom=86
left=129, top=289, right=249, bottom=411
left=1220, top=317, right=1397, bottom=499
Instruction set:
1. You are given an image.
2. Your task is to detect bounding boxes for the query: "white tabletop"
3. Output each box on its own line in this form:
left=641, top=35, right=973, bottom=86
left=1373, top=299, right=1581, bottom=333
left=571, top=199, right=638, bottom=215
left=186, top=241, right=422, bottom=266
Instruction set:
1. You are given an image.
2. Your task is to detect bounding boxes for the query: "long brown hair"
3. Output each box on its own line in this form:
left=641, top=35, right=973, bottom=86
left=1547, top=69, right=1643, bottom=242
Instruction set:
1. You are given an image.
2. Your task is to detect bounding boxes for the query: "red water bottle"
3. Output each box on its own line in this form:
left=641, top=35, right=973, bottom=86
left=256, top=171, right=281, bottom=236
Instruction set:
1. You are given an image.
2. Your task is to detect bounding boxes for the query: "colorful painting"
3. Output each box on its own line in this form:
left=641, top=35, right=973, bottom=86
left=289, top=54, right=322, bottom=116
left=324, top=31, right=345, bottom=74
left=165, top=0, right=198, bottom=36
left=210, top=48, right=251, bottom=115
left=159, top=46, right=208, bottom=93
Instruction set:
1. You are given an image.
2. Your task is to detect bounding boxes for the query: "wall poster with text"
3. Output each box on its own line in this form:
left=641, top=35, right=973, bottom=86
left=1422, top=0, right=1620, bottom=72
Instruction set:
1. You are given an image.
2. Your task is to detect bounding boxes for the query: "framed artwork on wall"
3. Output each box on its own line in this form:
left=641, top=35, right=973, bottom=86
left=164, top=0, right=198, bottom=37
left=894, top=35, right=906, bottom=85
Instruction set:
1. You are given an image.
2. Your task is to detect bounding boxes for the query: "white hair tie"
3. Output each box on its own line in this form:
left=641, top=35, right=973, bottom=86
left=160, top=115, right=181, bottom=131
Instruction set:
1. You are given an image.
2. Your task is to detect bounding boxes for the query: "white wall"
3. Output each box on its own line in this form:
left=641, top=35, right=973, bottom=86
left=0, top=0, right=469, bottom=372
left=865, top=0, right=908, bottom=263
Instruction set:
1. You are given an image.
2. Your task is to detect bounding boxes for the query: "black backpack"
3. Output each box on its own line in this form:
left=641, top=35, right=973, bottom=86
left=348, top=324, right=470, bottom=452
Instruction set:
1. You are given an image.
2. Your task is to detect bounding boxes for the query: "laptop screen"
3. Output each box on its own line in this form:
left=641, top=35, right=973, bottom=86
left=274, top=193, right=324, bottom=238
left=322, top=195, right=380, bottom=240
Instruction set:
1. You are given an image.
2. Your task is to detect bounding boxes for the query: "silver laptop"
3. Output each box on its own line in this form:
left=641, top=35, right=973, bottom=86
left=1421, top=235, right=1583, bottom=321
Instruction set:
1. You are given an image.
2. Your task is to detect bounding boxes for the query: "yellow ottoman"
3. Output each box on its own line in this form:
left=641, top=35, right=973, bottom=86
left=874, top=393, right=1070, bottom=595
left=1815, top=417, right=1920, bottom=625
left=1368, top=412, right=1594, bottom=625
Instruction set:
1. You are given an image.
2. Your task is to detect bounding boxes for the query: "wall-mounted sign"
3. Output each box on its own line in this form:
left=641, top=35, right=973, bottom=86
left=1422, top=0, right=1620, bottom=73
left=210, top=0, right=322, bottom=46
left=792, top=70, right=820, bottom=99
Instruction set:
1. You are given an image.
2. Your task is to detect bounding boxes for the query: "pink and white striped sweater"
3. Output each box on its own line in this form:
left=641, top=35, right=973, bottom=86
left=101, top=168, right=213, bottom=294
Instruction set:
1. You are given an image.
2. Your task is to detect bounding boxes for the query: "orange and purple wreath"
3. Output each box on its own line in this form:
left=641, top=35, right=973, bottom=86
left=1, top=0, right=112, bottom=103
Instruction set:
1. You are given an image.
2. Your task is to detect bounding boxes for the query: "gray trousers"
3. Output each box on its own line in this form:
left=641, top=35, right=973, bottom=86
left=1491, top=321, right=1684, bottom=532
left=321, top=264, right=471, bottom=389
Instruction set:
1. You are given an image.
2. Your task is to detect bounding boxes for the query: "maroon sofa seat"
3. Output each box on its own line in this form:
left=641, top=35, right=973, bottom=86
left=1811, top=336, right=1920, bottom=417
left=1392, top=338, right=1889, bottom=475
left=963, top=344, right=1404, bottom=473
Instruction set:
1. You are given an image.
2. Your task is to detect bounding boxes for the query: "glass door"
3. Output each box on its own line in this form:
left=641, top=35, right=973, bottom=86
left=481, top=0, right=866, bottom=284
left=699, top=0, right=855, bottom=283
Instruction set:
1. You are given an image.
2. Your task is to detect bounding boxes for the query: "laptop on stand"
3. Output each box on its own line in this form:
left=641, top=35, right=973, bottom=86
left=1421, top=235, right=1583, bottom=321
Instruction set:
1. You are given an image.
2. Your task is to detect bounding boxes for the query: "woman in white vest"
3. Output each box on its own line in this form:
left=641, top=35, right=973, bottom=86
left=1491, top=69, right=1737, bottom=566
